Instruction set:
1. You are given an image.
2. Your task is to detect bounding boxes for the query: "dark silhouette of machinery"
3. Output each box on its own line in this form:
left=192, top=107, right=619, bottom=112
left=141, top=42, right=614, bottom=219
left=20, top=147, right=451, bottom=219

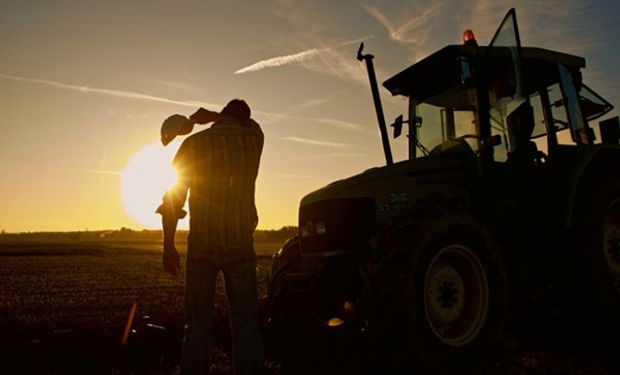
left=267, top=9, right=620, bottom=374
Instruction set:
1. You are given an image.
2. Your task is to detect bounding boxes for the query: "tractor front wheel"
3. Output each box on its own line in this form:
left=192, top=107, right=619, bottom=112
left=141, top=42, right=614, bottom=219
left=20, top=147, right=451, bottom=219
left=362, top=210, right=507, bottom=374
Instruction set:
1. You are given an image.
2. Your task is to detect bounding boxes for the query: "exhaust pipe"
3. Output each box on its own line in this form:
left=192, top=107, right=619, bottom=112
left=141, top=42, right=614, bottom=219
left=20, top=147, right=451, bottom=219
left=357, top=43, right=393, bottom=165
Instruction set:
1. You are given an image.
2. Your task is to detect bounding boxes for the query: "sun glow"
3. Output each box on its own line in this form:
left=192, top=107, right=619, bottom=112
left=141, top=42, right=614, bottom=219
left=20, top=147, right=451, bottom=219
left=121, top=142, right=188, bottom=228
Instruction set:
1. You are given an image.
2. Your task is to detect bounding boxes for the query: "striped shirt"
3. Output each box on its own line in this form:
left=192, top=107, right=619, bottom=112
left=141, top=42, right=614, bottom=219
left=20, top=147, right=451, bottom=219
left=160, top=116, right=264, bottom=262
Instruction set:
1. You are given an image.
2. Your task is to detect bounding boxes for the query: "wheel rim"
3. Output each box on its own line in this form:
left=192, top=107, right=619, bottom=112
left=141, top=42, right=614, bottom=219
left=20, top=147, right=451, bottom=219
left=423, top=245, right=490, bottom=347
left=603, top=198, right=620, bottom=293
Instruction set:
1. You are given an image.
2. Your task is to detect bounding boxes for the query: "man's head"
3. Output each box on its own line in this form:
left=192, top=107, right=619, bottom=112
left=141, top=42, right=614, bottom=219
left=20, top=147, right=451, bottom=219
left=221, top=99, right=251, bottom=122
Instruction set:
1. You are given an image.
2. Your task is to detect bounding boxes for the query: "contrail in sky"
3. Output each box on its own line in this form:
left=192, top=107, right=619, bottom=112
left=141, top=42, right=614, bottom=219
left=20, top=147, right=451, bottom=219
left=0, top=72, right=366, bottom=132
left=3, top=164, right=122, bottom=176
left=0, top=73, right=219, bottom=109
left=76, top=168, right=122, bottom=176
left=281, top=136, right=350, bottom=148
left=234, top=36, right=372, bottom=74
left=362, top=4, right=441, bottom=44
left=235, top=49, right=322, bottom=74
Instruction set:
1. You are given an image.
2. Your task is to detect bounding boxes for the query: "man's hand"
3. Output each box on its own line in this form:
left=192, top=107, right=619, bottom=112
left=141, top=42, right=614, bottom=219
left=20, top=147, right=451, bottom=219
left=189, top=107, right=220, bottom=124
left=163, top=243, right=181, bottom=276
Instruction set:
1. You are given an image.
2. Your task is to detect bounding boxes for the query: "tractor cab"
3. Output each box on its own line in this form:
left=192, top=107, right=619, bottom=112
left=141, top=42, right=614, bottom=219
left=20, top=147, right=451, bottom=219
left=382, top=10, right=616, bottom=167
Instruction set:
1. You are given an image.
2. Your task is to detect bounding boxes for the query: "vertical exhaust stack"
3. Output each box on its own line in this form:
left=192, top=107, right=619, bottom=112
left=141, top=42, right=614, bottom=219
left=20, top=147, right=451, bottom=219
left=357, top=43, right=393, bottom=165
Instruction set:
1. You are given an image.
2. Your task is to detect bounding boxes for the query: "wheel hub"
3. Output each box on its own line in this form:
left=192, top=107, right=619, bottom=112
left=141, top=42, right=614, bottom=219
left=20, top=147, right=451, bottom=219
left=438, top=280, right=458, bottom=309
left=426, top=264, right=466, bottom=326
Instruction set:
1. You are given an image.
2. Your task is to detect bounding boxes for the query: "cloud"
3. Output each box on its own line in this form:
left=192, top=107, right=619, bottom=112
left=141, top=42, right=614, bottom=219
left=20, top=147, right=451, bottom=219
left=152, top=79, right=202, bottom=94
left=304, top=45, right=369, bottom=83
left=235, top=48, right=322, bottom=74
left=292, top=152, right=364, bottom=160
left=0, top=73, right=219, bottom=109
left=68, top=168, right=122, bottom=176
left=465, top=0, right=594, bottom=49
left=281, top=136, right=350, bottom=148
left=0, top=72, right=373, bottom=133
left=362, top=2, right=443, bottom=45
left=235, top=36, right=371, bottom=75
left=0, top=164, right=121, bottom=176
left=268, top=0, right=331, bottom=34
left=288, top=97, right=330, bottom=112
left=314, top=117, right=371, bottom=133
left=362, top=0, right=598, bottom=63
left=261, top=173, right=312, bottom=180
left=0, top=72, right=310, bottom=128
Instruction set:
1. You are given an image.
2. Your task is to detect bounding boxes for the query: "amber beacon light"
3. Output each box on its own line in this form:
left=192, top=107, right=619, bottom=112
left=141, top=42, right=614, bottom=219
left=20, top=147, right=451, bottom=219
left=463, top=29, right=478, bottom=46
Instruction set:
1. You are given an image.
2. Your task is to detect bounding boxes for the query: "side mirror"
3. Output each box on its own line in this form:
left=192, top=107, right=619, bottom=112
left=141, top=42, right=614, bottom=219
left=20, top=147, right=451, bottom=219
left=599, top=116, right=620, bottom=144
left=391, top=115, right=404, bottom=138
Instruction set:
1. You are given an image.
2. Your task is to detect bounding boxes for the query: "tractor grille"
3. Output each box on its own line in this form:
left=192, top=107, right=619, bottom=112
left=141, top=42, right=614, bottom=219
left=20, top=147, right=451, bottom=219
left=298, top=198, right=376, bottom=254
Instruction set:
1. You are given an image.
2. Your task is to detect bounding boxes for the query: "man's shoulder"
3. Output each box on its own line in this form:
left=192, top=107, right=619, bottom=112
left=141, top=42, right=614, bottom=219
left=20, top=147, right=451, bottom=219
left=182, top=118, right=262, bottom=146
left=245, top=119, right=263, bottom=133
left=211, top=118, right=262, bottom=135
left=183, top=126, right=216, bottom=143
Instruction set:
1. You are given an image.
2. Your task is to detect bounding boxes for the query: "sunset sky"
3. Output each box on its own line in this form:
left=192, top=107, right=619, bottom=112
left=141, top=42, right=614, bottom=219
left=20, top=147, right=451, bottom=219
left=1, top=0, right=619, bottom=232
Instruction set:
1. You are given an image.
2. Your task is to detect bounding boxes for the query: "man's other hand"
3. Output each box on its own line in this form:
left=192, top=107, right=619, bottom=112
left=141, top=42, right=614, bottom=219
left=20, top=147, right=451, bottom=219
left=190, top=107, right=220, bottom=124
left=163, top=244, right=181, bottom=276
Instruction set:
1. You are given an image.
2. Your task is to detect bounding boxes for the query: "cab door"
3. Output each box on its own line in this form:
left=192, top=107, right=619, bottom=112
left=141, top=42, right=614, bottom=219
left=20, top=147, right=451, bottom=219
left=480, top=10, right=555, bottom=285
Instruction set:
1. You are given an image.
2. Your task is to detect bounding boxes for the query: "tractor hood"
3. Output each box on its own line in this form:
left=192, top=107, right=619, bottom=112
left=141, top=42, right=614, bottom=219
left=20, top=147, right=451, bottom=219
left=300, top=149, right=475, bottom=208
left=297, top=149, right=475, bottom=255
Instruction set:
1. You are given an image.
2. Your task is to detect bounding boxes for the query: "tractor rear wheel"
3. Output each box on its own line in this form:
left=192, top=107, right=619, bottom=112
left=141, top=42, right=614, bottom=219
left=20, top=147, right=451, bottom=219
left=362, top=209, right=507, bottom=374
left=575, top=175, right=620, bottom=333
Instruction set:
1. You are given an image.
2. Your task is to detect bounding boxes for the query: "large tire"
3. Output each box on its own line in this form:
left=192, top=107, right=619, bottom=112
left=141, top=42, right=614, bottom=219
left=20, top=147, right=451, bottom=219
left=362, top=209, right=507, bottom=374
left=266, top=237, right=320, bottom=373
left=267, top=236, right=301, bottom=315
left=268, top=237, right=365, bottom=374
left=575, top=174, right=620, bottom=333
left=266, top=236, right=302, bottom=353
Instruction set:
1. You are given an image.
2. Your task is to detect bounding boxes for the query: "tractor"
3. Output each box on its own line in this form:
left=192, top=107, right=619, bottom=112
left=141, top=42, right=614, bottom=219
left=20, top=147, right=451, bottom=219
left=266, top=8, right=620, bottom=373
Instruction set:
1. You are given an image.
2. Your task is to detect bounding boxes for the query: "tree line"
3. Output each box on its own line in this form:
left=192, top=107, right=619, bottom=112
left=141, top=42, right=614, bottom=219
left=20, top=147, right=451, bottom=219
left=0, top=226, right=298, bottom=242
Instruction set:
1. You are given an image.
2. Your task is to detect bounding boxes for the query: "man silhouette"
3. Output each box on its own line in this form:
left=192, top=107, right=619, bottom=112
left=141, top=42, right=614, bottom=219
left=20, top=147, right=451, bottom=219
left=157, top=99, right=264, bottom=375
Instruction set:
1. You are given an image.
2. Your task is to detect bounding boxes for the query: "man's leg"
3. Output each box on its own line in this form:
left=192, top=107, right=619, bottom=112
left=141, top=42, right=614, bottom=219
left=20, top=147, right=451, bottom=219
left=223, top=256, right=264, bottom=375
left=181, top=258, right=219, bottom=375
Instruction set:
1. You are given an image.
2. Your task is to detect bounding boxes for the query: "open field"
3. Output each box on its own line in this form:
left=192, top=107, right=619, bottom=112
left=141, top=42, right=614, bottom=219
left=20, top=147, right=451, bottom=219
left=0, top=240, right=281, bottom=374
left=2, top=240, right=620, bottom=374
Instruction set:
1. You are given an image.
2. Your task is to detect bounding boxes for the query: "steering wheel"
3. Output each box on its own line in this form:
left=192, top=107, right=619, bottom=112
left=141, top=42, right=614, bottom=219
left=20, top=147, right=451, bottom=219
left=453, top=134, right=480, bottom=141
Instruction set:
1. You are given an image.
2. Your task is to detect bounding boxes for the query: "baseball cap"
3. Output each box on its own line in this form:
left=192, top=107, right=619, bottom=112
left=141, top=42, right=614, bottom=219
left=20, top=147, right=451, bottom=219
left=161, top=114, right=194, bottom=146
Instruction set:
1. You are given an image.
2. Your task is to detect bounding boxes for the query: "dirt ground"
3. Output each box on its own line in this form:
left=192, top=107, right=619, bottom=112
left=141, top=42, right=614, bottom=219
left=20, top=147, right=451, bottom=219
left=1, top=241, right=619, bottom=374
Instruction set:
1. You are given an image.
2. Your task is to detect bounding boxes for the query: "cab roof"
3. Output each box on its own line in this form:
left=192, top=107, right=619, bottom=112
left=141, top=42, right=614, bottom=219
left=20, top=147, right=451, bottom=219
left=383, top=45, right=586, bottom=100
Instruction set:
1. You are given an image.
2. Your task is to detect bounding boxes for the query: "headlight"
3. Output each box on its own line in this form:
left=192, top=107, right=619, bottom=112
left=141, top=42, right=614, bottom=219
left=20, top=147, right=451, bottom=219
left=300, top=220, right=314, bottom=237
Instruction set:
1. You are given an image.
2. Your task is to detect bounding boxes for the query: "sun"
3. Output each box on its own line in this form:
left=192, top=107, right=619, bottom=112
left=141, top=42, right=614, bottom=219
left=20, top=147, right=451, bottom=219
left=121, top=141, right=188, bottom=229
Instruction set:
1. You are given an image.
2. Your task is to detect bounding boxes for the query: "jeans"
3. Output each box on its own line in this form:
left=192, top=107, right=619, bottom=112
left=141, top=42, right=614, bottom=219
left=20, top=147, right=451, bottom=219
left=180, top=252, right=264, bottom=375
